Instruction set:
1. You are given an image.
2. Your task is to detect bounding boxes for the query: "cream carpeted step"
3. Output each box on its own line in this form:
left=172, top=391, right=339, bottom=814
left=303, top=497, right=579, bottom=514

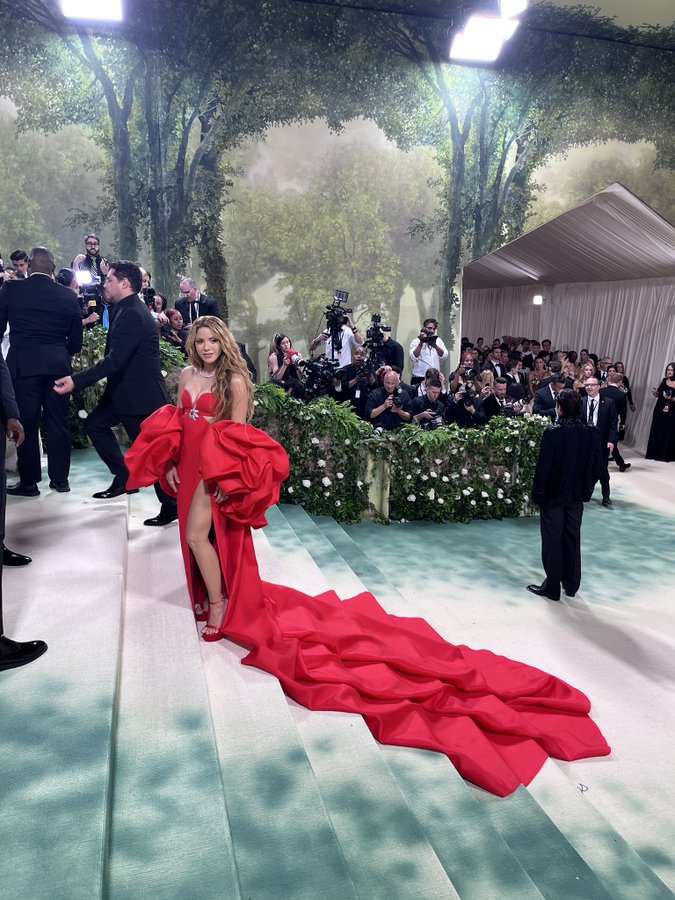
left=0, top=456, right=129, bottom=900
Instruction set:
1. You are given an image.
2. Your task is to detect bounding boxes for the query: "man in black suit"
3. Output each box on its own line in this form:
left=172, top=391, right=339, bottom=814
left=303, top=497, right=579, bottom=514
left=54, top=261, right=177, bottom=527
left=176, top=278, right=220, bottom=325
left=602, top=373, right=630, bottom=472
left=582, top=376, right=618, bottom=506
left=0, top=247, right=83, bottom=496
left=236, top=341, right=257, bottom=383
left=0, top=354, right=47, bottom=671
left=527, top=389, right=598, bottom=602
left=533, top=374, right=566, bottom=419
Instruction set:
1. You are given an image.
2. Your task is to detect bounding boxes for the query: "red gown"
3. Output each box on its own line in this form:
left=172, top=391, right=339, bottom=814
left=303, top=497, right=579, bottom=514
left=125, top=394, right=611, bottom=797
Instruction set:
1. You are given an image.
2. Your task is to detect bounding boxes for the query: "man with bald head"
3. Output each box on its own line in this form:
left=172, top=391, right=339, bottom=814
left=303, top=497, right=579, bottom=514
left=0, top=247, right=83, bottom=496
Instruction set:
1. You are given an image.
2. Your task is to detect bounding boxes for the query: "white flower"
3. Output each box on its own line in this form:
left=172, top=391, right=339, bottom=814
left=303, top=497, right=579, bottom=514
left=505, top=498, right=512, bottom=504
left=523, top=494, right=529, bottom=502
left=413, top=457, right=420, bottom=463
left=406, top=474, right=412, bottom=480
left=430, top=471, right=438, bottom=478
left=407, top=494, right=416, bottom=502
left=528, top=440, right=535, bottom=448
left=503, top=472, right=511, bottom=482
left=428, top=488, right=435, bottom=500
left=287, top=486, right=294, bottom=494
left=421, top=475, right=428, bottom=481
left=434, top=458, right=442, bottom=465
left=451, top=448, right=458, bottom=455
left=482, top=473, right=490, bottom=480
left=505, top=446, right=512, bottom=453
left=497, top=489, right=504, bottom=499
left=311, top=437, right=320, bottom=445
left=161, top=370, right=167, bottom=378
left=253, top=400, right=259, bottom=406
left=442, top=475, right=449, bottom=482
left=322, top=476, right=332, bottom=487
left=451, top=473, right=459, bottom=480
left=324, top=491, right=330, bottom=497
left=335, top=500, right=341, bottom=507
left=461, top=468, right=468, bottom=476
left=481, top=491, right=489, bottom=498
left=357, top=480, right=364, bottom=489
left=336, top=472, right=344, bottom=480
left=462, top=488, right=470, bottom=496
left=486, top=500, right=492, bottom=506
left=302, top=479, right=311, bottom=488
left=437, top=497, right=444, bottom=504
left=78, top=409, right=88, bottom=419
left=317, top=459, right=327, bottom=468
left=470, top=499, right=476, bottom=506
left=344, top=439, right=351, bottom=445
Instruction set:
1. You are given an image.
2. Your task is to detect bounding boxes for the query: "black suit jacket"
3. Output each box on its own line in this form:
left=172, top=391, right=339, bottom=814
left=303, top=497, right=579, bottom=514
left=0, top=354, right=20, bottom=544
left=175, top=293, right=220, bottom=324
left=236, top=341, right=257, bottom=383
left=0, top=274, right=83, bottom=377
left=532, top=420, right=597, bottom=507
left=600, top=386, right=627, bottom=430
left=72, top=293, right=169, bottom=417
left=533, top=385, right=558, bottom=419
left=582, top=395, right=618, bottom=446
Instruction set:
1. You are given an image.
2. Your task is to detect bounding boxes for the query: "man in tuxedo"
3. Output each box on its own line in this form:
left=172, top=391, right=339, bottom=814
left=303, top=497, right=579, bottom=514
left=527, top=389, right=598, bottom=602
left=533, top=374, right=566, bottom=419
left=483, top=377, right=525, bottom=421
left=582, top=377, right=618, bottom=506
left=176, top=278, right=220, bottom=325
left=602, top=373, right=630, bottom=471
left=0, top=247, right=83, bottom=496
left=0, top=354, right=47, bottom=671
left=54, top=261, right=177, bottom=527
left=482, top=344, right=507, bottom=379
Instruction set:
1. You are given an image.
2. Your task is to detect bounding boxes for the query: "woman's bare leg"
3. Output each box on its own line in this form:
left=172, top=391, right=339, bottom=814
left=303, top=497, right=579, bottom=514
left=186, top=480, right=226, bottom=633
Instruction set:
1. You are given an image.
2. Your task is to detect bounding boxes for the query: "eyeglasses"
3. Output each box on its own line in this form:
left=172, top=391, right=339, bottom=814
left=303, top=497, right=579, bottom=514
left=85, top=242, right=99, bottom=247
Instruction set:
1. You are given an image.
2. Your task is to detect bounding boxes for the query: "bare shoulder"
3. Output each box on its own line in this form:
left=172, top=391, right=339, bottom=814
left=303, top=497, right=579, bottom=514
left=230, top=373, right=248, bottom=393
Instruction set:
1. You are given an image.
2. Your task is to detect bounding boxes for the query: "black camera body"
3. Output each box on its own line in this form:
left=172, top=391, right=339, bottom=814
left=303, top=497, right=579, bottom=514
left=141, top=286, right=156, bottom=309
left=391, top=388, right=404, bottom=408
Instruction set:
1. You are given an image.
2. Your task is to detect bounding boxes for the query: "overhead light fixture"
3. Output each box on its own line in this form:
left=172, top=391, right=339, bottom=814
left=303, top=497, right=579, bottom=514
left=60, top=0, right=123, bottom=21
left=450, top=0, right=527, bottom=63
left=533, top=294, right=543, bottom=306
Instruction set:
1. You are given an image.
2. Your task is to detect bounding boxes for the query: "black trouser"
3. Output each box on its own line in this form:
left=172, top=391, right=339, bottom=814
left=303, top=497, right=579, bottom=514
left=85, top=394, right=176, bottom=511
left=14, top=374, right=72, bottom=485
left=611, top=438, right=626, bottom=469
left=539, top=501, right=584, bottom=598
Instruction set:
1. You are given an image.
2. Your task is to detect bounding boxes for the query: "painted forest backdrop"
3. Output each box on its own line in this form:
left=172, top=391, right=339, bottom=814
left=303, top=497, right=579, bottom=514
left=1, top=0, right=674, bottom=376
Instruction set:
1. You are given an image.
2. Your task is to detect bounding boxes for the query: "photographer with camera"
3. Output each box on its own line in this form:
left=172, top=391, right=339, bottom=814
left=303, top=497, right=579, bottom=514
left=447, top=377, right=487, bottom=427
left=366, top=370, right=412, bottom=431
left=339, top=346, right=377, bottom=419
left=309, top=307, right=363, bottom=368
left=482, top=377, right=525, bottom=422
left=409, top=318, right=448, bottom=385
left=268, top=333, right=304, bottom=388
left=411, top=379, right=447, bottom=430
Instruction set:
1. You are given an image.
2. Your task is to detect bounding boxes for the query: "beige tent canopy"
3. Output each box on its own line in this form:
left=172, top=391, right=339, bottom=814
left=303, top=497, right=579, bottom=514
left=461, top=182, right=675, bottom=452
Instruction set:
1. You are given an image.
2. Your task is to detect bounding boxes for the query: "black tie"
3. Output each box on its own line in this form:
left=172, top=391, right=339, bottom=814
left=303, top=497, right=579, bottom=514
left=588, top=399, right=595, bottom=425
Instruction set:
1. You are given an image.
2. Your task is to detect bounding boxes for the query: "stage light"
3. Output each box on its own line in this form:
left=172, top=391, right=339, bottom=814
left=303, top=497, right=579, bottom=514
left=533, top=294, right=543, bottom=306
left=60, top=0, right=123, bottom=22
left=450, top=0, right=527, bottom=63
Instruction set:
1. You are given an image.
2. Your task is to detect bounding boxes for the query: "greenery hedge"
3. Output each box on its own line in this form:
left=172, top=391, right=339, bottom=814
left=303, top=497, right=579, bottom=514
left=69, top=344, right=548, bottom=524
left=253, top=383, right=549, bottom=524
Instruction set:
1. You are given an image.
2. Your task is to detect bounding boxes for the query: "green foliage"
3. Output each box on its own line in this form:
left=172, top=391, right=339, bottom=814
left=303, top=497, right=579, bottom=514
left=252, top=384, right=548, bottom=524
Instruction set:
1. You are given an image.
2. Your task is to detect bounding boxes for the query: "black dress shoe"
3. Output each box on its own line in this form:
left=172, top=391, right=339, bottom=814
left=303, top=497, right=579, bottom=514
left=0, top=635, right=48, bottom=671
left=2, top=545, right=32, bottom=566
left=619, top=463, right=632, bottom=472
left=526, top=584, right=560, bottom=601
left=92, top=482, right=138, bottom=499
left=144, top=509, right=178, bottom=526
left=602, top=497, right=612, bottom=507
left=6, top=482, right=39, bottom=497
left=49, top=480, right=70, bottom=492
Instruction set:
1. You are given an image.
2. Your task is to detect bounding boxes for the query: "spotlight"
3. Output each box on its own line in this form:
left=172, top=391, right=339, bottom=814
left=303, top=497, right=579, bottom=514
left=450, top=0, right=527, bottom=63
left=533, top=294, right=543, bottom=306
left=60, top=0, right=123, bottom=22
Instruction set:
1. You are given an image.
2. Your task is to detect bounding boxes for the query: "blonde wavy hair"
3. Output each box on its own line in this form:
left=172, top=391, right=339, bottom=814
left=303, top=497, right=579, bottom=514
left=186, top=316, right=254, bottom=422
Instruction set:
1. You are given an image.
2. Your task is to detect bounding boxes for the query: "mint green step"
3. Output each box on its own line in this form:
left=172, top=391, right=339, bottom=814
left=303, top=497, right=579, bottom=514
left=285, top=509, right=673, bottom=900
left=0, top=479, right=130, bottom=900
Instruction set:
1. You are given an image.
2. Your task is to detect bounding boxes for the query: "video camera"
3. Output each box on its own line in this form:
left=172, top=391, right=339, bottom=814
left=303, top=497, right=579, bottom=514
left=76, top=270, right=103, bottom=318
left=323, top=290, right=352, bottom=359
left=141, top=286, right=156, bottom=309
left=303, top=357, right=340, bottom=401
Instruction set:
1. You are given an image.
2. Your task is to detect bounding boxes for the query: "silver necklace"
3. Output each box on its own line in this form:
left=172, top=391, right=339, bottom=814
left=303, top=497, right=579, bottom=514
left=195, top=367, right=215, bottom=378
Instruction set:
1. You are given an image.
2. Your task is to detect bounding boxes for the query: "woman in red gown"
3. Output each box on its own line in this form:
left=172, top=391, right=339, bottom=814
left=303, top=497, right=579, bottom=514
left=126, top=316, right=610, bottom=797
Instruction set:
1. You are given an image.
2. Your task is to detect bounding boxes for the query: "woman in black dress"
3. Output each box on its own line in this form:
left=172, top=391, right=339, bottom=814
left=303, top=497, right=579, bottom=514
left=645, top=362, right=675, bottom=461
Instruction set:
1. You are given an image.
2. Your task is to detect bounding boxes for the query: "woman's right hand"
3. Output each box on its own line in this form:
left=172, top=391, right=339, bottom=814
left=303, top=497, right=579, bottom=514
left=652, top=387, right=659, bottom=398
left=166, top=464, right=180, bottom=491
